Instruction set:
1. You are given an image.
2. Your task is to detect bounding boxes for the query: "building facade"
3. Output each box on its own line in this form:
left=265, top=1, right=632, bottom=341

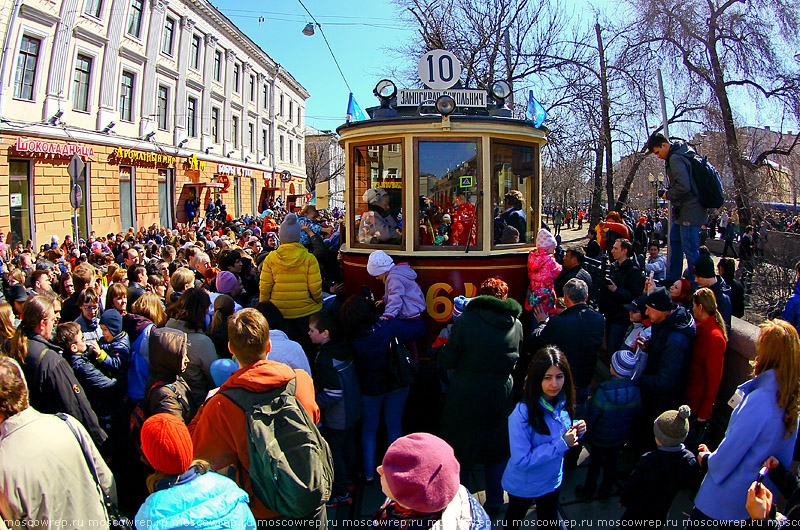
left=0, top=0, right=308, bottom=246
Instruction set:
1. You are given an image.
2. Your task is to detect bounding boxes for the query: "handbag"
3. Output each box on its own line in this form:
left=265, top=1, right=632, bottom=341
left=388, top=337, right=418, bottom=388
left=56, top=414, right=134, bottom=530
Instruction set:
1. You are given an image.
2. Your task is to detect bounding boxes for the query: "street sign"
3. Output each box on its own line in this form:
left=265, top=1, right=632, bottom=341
left=397, top=89, right=487, bottom=108
left=417, top=50, right=462, bottom=90
left=67, top=154, right=84, bottom=184
left=70, top=184, right=83, bottom=209
left=280, top=170, right=292, bottom=183
left=460, top=175, right=473, bottom=188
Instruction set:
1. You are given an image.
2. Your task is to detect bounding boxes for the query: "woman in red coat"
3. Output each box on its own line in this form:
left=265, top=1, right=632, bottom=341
left=684, top=287, right=727, bottom=448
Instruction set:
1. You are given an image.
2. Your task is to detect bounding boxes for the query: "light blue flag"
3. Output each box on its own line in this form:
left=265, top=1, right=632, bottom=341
left=527, top=90, right=547, bottom=128
left=346, top=93, right=368, bottom=122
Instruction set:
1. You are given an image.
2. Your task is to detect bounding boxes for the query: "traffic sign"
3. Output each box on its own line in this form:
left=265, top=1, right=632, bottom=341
left=417, top=50, right=462, bottom=90
left=67, top=154, right=84, bottom=184
left=460, top=175, right=473, bottom=188
left=70, top=184, right=83, bottom=209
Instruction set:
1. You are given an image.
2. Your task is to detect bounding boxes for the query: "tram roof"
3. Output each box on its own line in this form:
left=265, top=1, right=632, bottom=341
left=336, top=114, right=548, bottom=136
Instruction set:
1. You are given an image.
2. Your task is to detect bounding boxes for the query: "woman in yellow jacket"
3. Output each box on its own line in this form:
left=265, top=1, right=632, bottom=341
left=259, top=213, right=323, bottom=359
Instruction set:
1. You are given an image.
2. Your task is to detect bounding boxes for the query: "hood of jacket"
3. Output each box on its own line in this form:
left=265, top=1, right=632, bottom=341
left=148, top=327, right=188, bottom=382
left=219, top=359, right=297, bottom=393
left=614, top=257, right=638, bottom=272
left=269, top=242, right=312, bottom=268
left=165, top=317, right=203, bottom=336
left=123, top=313, right=154, bottom=342
left=653, top=305, right=696, bottom=341
left=464, top=295, right=522, bottom=329
left=318, top=340, right=351, bottom=362
left=710, top=276, right=732, bottom=297
left=669, top=140, right=693, bottom=158
left=387, top=263, right=417, bottom=281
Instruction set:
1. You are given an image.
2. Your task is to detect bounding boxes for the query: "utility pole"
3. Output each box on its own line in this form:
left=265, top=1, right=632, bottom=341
left=596, top=23, right=613, bottom=209
left=657, top=68, right=672, bottom=266
left=503, top=28, right=514, bottom=110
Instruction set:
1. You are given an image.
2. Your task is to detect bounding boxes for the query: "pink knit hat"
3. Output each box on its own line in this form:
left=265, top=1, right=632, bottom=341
left=536, top=228, right=557, bottom=251
left=381, top=433, right=460, bottom=513
left=216, top=271, right=238, bottom=294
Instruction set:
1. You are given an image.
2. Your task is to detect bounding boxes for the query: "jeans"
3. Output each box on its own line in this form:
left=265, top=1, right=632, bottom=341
left=668, top=223, right=701, bottom=282
left=505, top=490, right=565, bottom=530
left=361, top=387, right=409, bottom=479
left=323, top=426, right=357, bottom=496
left=388, top=318, right=426, bottom=344
left=583, top=444, right=622, bottom=493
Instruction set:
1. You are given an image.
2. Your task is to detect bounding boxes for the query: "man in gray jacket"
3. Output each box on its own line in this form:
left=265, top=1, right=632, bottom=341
left=647, top=132, right=709, bottom=281
left=0, top=357, right=116, bottom=528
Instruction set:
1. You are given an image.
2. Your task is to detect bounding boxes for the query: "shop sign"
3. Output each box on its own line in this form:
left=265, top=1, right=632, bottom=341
left=14, top=137, right=94, bottom=157
left=218, top=164, right=253, bottom=177
left=187, top=154, right=205, bottom=171
left=396, top=89, right=487, bottom=108
left=280, top=170, right=292, bottom=182
left=112, top=147, right=176, bottom=165
left=217, top=175, right=231, bottom=192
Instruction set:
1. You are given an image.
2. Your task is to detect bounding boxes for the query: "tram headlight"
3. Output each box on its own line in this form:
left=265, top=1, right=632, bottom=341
left=374, top=79, right=397, bottom=104
left=435, top=95, right=456, bottom=116
left=490, top=80, right=512, bottom=106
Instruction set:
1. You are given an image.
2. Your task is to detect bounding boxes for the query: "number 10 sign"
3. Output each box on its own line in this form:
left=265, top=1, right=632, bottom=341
left=417, top=50, right=462, bottom=90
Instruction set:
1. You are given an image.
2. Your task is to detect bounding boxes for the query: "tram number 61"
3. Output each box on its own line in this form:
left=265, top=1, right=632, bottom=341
left=426, top=282, right=477, bottom=322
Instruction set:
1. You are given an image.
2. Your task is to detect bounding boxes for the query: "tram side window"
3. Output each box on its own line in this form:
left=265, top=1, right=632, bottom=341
left=416, top=140, right=480, bottom=249
left=492, top=142, right=537, bottom=246
left=353, top=142, right=403, bottom=246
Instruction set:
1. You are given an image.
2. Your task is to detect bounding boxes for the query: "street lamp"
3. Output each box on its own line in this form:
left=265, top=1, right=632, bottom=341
left=647, top=173, right=657, bottom=210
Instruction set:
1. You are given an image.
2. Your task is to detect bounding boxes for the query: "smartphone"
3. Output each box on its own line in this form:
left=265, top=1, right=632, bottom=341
left=649, top=270, right=655, bottom=282
left=755, top=465, right=769, bottom=493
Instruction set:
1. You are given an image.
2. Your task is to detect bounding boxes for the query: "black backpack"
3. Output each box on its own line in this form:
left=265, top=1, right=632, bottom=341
left=680, top=152, right=725, bottom=209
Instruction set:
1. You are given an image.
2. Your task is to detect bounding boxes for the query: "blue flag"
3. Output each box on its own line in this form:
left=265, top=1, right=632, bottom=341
left=346, top=93, right=368, bottom=122
left=527, top=90, right=547, bottom=128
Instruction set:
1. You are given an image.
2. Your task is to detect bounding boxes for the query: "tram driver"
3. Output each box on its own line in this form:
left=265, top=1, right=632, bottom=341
left=358, top=188, right=401, bottom=244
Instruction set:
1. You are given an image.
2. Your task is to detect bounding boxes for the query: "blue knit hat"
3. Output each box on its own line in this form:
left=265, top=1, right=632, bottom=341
left=99, top=309, right=123, bottom=337
left=452, top=296, right=472, bottom=321
left=611, top=349, right=637, bottom=379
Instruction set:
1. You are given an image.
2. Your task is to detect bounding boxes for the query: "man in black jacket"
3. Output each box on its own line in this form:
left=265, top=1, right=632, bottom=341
left=531, top=278, right=605, bottom=417
left=598, top=238, right=645, bottom=354
left=554, top=248, right=593, bottom=299
left=126, top=264, right=147, bottom=312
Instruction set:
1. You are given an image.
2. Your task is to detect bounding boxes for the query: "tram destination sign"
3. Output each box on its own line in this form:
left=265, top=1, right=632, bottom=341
left=396, top=89, right=487, bottom=108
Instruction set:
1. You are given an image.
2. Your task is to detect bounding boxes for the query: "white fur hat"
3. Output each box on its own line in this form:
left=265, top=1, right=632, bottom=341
left=367, top=250, right=395, bottom=276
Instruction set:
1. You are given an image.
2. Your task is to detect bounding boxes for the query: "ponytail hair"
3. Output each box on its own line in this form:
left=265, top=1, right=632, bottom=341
left=693, top=287, right=727, bottom=341
left=208, top=294, right=235, bottom=335
left=9, top=295, right=53, bottom=365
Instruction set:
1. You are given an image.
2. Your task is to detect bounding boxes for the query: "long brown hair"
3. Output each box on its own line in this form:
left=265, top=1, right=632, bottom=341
left=524, top=346, right=575, bottom=435
left=166, top=288, right=210, bottom=332
left=208, top=294, right=235, bottom=335
left=9, top=295, right=53, bottom=365
left=0, top=303, right=16, bottom=342
left=754, top=320, right=800, bottom=438
left=693, top=287, right=728, bottom=341
left=131, top=292, right=167, bottom=327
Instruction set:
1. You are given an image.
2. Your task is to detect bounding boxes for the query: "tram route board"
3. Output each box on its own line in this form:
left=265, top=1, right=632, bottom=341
left=396, top=89, right=488, bottom=108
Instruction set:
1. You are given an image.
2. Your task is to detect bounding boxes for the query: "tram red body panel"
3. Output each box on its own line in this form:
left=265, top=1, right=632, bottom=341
left=342, top=251, right=529, bottom=345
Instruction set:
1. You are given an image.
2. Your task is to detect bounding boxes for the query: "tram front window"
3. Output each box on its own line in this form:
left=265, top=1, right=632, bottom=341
left=353, top=141, right=403, bottom=246
left=492, top=141, right=538, bottom=246
left=416, top=139, right=480, bottom=249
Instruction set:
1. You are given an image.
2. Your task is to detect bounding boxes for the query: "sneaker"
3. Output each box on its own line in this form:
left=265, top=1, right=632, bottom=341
left=327, top=493, right=353, bottom=508
left=574, top=485, right=594, bottom=502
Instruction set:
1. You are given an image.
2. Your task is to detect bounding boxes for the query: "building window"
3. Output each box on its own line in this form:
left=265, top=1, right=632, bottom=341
left=126, top=0, right=143, bottom=38
left=119, top=71, right=134, bottom=122
left=232, top=116, right=239, bottom=148
left=162, top=17, right=175, bottom=56
left=248, top=123, right=254, bottom=152
left=279, top=136, right=284, bottom=161
left=211, top=107, right=219, bottom=143
left=289, top=139, right=293, bottom=163
left=279, top=94, right=284, bottom=116
left=288, top=100, right=293, bottom=123
left=72, top=54, right=92, bottom=112
left=213, top=50, right=221, bottom=81
left=263, top=84, right=268, bottom=108
left=84, top=0, right=102, bottom=17
left=233, top=63, right=240, bottom=93
left=120, top=166, right=135, bottom=231
left=298, top=144, right=301, bottom=164
left=190, top=35, right=201, bottom=70
left=298, top=107, right=302, bottom=126
left=14, top=36, right=40, bottom=101
left=187, top=96, right=196, bottom=137
left=249, top=75, right=255, bottom=102
left=157, top=85, right=168, bottom=130
left=262, top=129, right=268, bottom=155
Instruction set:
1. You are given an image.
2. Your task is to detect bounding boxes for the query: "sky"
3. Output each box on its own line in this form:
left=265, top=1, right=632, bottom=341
left=208, top=0, right=413, bottom=132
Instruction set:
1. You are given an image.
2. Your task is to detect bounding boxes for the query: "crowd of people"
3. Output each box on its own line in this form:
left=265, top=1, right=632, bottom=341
left=1, top=168, right=800, bottom=530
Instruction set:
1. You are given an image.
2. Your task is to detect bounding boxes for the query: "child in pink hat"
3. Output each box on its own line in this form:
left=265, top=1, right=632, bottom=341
left=525, top=228, right=562, bottom=314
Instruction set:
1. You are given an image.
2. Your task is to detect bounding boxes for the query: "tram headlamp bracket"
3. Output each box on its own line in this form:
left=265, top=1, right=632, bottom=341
left=489, top=80, right=511, bottom=104
left=374, top=79, right=397, bottom=106
left=435, top=95, right=456, bottom=116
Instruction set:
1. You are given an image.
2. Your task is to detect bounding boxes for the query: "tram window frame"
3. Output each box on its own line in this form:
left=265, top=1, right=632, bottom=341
left=490, top=139, right=540, bottom=250
left=349, top=138, right=405, bottom=250
left=413, top=137, right=482, bottom=252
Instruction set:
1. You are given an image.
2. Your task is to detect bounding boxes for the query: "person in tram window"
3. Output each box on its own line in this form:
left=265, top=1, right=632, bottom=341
left=495, top=190, right=527, bottom=244
left=358, top=188, right=400, bottom=244
left=450, top=192, right=476, bottom=246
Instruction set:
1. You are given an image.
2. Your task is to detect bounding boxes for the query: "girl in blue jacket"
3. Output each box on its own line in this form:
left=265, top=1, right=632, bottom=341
left=502, top=346, right=585, bottom=530
left=691, top=319, right=800, bottom=522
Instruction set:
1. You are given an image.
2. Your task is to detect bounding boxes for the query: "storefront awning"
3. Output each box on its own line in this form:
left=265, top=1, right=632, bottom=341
left=186, top=182, right=225, bottom=188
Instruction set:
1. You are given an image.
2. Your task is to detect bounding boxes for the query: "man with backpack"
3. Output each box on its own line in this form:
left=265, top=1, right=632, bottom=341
left=646, top=132, right=711, bottom=282
left=191, top=308, right=330, bottom=525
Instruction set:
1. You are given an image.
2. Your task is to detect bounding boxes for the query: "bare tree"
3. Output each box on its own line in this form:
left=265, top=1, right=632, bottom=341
left=628, top=0, right=800, bottom=225
left=304, top=134, right=345, bottom=194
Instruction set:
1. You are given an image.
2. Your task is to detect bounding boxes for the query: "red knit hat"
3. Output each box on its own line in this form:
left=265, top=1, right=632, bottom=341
left=140, top=413, right=193, bottom=474
left=381, top=433, right=460, bottom=513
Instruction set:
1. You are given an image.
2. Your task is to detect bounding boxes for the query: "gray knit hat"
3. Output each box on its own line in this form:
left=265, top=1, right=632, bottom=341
left=279, top=213, right=302, bottom=244
left=653, top=405, right=691, bottom=447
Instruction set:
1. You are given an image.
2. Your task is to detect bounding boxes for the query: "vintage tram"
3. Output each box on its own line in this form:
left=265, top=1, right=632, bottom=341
left=336, top=65, right=548, bottom=343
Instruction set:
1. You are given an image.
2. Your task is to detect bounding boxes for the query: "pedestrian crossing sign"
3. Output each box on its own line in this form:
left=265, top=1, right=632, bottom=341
left=460, top=175, right=473, bottom=188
